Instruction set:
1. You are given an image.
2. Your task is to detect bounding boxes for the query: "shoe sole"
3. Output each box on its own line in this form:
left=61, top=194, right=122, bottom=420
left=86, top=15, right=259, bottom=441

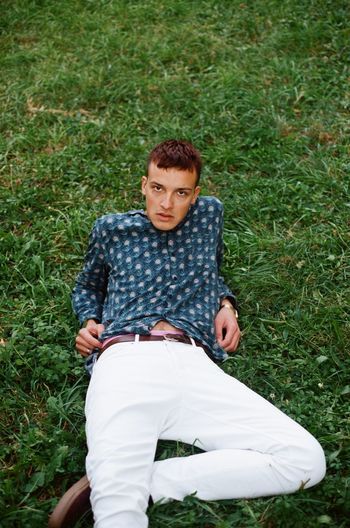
left=48, top=475, right=91, bottom=528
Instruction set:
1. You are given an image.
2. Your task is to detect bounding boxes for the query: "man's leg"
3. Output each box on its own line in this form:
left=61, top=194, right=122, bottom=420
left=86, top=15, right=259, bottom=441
left=150, top=344, right=326, bottom=503
left=84, top=341, right=183, bottom=528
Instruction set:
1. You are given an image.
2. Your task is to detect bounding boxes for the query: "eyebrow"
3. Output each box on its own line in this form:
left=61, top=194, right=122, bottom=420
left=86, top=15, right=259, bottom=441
left=151, top=181, right=193, bottom=191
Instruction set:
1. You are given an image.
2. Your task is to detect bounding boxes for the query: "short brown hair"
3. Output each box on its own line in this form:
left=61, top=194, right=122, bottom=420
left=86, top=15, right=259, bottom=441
left=147, top=139, right=202, bottom=184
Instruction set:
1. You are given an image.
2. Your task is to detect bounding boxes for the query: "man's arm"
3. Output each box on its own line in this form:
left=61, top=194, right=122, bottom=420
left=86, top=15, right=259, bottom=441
left=72, top=219, right=109, bottom=356
left=214, top=204, right=241, bottom=352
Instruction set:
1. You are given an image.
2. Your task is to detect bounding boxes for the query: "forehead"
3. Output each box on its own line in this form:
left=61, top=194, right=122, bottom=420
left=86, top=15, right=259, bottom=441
left=147, top=162, right=197, bottom=190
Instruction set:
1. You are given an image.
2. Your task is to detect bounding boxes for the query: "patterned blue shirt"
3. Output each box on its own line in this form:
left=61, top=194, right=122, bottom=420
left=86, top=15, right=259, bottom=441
left=72, top=196, right=237, bottom=366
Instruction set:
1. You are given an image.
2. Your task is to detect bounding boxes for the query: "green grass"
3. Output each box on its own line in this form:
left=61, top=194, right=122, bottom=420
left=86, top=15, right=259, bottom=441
left=1, top=0, right=349, bottom=526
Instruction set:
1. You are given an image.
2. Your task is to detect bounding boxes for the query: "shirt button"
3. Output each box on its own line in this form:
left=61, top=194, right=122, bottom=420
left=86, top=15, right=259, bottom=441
left=172, top=275, right=178, bottom=281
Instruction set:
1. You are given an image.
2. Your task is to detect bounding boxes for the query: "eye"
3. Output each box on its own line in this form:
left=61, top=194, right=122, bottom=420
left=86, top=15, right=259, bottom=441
left=177, top=190, right=188, bottom=197
left=152, top=185, right=162, bottom=192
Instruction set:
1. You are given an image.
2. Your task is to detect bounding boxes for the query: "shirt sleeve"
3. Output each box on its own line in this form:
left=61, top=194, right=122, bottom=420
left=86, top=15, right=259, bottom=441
left=71, top=219, right=109, bottom=324
left=216, top=205, right=238, bottom=310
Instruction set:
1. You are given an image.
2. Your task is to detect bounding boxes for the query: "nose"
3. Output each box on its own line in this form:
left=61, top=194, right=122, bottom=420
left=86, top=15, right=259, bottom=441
left=160, top=193, right=173, bottom=210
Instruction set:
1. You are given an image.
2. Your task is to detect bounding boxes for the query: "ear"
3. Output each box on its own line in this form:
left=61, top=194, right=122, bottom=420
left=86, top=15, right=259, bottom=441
left=191, top=186, right=201, bottom=205
left=141, top=176, right=148, bottom=196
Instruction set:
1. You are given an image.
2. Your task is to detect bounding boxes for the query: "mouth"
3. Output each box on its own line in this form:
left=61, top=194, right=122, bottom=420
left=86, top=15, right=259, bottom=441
left=157, top=213, right=173, bottom=221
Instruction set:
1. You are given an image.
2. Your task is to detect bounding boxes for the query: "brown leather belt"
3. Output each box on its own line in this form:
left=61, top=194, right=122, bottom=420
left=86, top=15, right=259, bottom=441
left=101, top=333, right=205, bottom=354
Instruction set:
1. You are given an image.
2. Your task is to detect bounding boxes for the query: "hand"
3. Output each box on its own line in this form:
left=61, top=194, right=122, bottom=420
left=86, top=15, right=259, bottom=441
left=214, top=306, right=241, bottom=353
left=75, top=319, right=105, bottom=357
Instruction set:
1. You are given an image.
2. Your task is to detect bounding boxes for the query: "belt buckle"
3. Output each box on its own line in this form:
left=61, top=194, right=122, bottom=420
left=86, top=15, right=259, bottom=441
left=163, top=334, right=183, bottom=343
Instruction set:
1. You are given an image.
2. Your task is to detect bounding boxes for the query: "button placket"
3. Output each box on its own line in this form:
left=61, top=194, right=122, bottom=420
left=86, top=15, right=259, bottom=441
left=167, top=236, right=178, bottom=283
left=163, top=235, right=178, bottom=307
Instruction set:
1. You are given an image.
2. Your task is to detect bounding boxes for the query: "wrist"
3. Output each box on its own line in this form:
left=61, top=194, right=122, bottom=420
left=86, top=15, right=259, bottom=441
left=220, top=303, right=239, bottom=319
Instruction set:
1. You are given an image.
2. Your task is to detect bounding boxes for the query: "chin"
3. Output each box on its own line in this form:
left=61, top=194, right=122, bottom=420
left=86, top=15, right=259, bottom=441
left=153, top=218, right=177, bottom=231
left=154, top=222, right=175, bottom=231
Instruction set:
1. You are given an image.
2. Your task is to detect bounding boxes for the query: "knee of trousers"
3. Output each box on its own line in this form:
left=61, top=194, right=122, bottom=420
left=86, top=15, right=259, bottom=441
left=301, top=435, right=326, bottom=488
left=281, top=433, right=326, bottom=490
left=86, top=454, right=151, bottom=512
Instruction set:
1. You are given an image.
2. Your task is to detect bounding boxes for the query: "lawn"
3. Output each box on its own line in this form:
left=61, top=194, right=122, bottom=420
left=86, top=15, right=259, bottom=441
left=0, top=0, right=349, bottom=526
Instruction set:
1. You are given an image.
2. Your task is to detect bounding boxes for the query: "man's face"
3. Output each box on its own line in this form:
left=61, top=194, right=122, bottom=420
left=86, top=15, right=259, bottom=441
left=141, top=162, right=200, bottom=231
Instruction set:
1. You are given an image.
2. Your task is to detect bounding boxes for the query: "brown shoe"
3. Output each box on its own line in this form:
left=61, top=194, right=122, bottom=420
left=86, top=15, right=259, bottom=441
left=48, top=475, right=91, bottom=528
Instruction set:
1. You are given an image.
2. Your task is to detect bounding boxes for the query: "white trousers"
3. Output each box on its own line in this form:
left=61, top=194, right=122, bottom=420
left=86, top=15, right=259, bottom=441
left=85, top=340, right=326, bottom=528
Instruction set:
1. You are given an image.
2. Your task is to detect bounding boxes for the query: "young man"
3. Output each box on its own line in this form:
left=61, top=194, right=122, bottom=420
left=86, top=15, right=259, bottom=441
left=49, top=140, right=325, bottom=528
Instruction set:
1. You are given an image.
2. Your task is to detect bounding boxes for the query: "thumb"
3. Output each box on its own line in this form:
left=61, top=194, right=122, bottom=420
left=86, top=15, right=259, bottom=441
left=97, top=323, right=105, bottom=337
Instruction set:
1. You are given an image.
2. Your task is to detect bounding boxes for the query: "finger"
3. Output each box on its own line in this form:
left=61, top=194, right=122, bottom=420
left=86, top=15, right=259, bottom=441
left=85, top=322, right=105, bottom=338
left=75, top=339, right=92, bottom=356
left=81, top=349, right=92, bottom=357
left=77, top=329, right=102, bottom=348
left=75, top=342, right=96, bottom=358
left=75, top=338, right=100, bottom=355
left=88, top=328, right=98, bottom=338
left=76, top=333, right=101, bottom=354
left=77, top=346, right=92, bottom=357
left=219, top=325, right=236, bottom=348
left=220, top=326, right=239, bottom=350
left=224, top=330, right=241, bottom=353
left=215, top=321, right=227, bottom=342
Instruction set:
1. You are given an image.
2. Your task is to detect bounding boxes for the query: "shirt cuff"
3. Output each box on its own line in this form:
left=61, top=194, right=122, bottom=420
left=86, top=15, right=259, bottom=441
left=220, top=294, right=239, bottom=312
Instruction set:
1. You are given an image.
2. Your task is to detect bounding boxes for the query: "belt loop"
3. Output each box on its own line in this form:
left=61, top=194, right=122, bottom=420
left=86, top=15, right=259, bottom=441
left=189, top=337, right=196, bottom=346
left=135, top=334, right=140, bottom=343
